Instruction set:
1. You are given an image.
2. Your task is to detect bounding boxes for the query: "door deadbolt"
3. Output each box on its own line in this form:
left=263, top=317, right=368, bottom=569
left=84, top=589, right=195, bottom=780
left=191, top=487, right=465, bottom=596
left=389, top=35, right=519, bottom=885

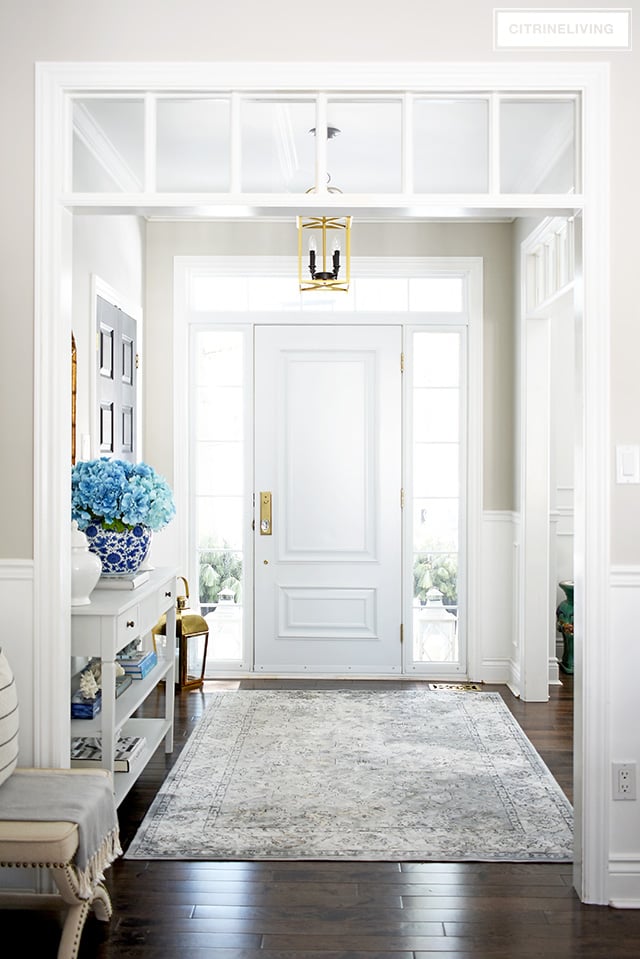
left=260, top=491, right=272, bottom=535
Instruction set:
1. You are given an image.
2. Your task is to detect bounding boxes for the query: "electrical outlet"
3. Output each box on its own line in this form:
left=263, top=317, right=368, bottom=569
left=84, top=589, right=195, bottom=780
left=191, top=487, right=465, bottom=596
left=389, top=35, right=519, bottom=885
left=612, top=762, right=637, bottom=801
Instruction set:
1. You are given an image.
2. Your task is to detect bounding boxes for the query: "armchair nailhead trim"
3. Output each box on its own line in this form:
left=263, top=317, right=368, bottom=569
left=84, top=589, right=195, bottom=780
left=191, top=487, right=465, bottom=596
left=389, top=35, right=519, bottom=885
left=0, top=859, right=70, bottom=868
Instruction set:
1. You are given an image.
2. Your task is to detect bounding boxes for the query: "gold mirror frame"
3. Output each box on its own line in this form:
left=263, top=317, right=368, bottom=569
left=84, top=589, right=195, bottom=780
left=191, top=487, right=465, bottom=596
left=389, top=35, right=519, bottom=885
left=71, top=332, right=77, bottom=465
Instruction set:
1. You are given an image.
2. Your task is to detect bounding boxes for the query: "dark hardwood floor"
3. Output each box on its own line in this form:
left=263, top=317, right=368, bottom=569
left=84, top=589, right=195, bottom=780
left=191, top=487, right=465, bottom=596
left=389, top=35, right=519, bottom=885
left=8, top=675, right=640, bottom=957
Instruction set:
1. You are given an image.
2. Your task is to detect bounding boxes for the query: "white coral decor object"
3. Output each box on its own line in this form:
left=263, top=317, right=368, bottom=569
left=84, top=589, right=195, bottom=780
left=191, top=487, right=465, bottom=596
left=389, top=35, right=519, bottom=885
left=79, top=668, right=100, bottom=700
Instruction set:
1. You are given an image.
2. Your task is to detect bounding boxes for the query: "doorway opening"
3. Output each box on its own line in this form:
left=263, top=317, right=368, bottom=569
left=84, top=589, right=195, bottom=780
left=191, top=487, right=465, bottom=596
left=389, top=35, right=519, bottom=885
left=34, top=60, right=611, bottom=902
left=178, top=258, right=480, bottom=679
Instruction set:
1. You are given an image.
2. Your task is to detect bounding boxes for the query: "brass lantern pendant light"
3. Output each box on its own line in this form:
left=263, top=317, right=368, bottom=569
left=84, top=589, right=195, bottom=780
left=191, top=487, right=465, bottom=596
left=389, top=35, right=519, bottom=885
left=298, top=121, right=352, bottom=292
left=297, top=215, right=352, bottom=292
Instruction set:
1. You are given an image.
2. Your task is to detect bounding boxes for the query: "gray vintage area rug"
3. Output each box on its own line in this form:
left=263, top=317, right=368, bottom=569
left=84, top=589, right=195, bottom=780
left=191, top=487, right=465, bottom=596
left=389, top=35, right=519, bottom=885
left=125, top=689, right=573, bottom=862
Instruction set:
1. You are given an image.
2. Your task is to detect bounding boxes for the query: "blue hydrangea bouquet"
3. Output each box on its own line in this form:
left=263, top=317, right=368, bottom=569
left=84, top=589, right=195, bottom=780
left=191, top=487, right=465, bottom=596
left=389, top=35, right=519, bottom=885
left=71, top=458, right=176, bottom=533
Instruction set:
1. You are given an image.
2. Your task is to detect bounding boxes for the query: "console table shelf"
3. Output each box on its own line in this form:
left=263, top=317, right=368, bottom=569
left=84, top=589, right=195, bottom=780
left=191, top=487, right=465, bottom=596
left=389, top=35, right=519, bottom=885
left=71, top=567, right=177, bottom=805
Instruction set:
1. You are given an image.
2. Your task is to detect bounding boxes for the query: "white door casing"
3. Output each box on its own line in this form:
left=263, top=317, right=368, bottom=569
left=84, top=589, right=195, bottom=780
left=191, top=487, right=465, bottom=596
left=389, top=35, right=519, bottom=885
left=254, top=325, right=402, bottom=673
left=36, top=62, right=610, bottom=903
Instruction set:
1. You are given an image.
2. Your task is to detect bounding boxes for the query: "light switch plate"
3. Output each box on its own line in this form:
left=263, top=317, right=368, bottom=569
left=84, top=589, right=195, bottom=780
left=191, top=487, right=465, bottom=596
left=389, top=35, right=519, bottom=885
left=616, top=445, right=640, bottom=484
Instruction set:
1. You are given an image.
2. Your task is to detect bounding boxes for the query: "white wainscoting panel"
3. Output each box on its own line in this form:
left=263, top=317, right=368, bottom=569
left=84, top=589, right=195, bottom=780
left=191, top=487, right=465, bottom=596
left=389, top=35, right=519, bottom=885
left=0, top=562, right=36, bottom=892
left=0, top=561, right=35, bottom=766
left=476, top=512, right=516, bottom=685
left=608, top=566, right=640, bottom=907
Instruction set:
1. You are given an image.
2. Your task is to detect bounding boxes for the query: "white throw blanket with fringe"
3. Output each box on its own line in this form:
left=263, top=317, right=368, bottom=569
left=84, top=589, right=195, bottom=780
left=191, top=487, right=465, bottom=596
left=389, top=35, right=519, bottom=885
left=0, top=769, right=121, bottom=899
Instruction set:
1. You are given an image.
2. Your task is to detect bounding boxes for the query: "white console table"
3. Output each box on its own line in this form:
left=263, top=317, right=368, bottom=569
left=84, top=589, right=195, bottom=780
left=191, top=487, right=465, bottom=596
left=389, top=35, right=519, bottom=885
left=70, top=567, right=177, bottom=806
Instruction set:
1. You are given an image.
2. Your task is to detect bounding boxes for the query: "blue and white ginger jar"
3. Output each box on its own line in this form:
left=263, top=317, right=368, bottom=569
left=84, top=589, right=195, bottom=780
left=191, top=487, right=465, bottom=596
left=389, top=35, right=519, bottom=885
left=85, top=523, right=152, bottom=577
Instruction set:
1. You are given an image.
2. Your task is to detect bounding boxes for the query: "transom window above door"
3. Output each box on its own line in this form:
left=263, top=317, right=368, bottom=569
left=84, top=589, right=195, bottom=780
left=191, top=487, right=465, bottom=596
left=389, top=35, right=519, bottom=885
left=188, top=267, right=466, bottom=315
left=69, top=90, right=580, bottom=200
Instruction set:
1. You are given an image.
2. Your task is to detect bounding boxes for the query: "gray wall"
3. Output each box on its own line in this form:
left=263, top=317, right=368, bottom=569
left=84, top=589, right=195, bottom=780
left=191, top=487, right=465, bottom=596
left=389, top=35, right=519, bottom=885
left=0, top=0, right=638, bottom=561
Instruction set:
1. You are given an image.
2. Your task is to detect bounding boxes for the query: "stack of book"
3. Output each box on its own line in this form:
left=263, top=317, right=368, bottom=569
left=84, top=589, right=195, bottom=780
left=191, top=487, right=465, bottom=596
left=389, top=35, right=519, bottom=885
left=96, top=571, right=150, bottom=591
left=116, top=647, right=157, bottom=679
left=71, top=688, right=101, bottom=718
left=70, top=734, right=147, bottom=772
left=115, top=673, right=133, bottom=697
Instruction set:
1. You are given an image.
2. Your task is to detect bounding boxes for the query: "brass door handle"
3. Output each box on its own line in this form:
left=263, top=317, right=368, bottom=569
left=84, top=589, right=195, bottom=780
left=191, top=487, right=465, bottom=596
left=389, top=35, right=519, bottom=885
left=260, top=491, right=272, bottom=535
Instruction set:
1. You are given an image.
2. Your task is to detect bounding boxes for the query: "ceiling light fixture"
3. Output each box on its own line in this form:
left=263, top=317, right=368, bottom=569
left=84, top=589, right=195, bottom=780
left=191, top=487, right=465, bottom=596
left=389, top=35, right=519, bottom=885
left=297, top=124, right=352, bottom=292
left=297, top=214, right=352, bottom=293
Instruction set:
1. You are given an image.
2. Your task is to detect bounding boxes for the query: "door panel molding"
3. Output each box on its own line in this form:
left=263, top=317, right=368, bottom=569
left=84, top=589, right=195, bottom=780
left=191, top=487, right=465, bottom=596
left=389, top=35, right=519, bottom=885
left=278, top=587, right=377, bottom=640
left=280, top=348, right=377, bottom=562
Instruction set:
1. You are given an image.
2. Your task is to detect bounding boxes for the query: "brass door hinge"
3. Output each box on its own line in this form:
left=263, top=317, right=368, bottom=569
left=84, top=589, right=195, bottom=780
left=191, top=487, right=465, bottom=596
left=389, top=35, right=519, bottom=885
left=400, top=352, right=405, bottom=373
left=400, top=624, right=404, bottom=644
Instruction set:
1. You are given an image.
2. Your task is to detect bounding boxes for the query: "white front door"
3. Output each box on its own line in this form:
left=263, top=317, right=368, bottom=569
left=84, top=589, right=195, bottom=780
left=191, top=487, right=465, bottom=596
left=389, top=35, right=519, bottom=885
left=254, top=325, right=402, bottom=673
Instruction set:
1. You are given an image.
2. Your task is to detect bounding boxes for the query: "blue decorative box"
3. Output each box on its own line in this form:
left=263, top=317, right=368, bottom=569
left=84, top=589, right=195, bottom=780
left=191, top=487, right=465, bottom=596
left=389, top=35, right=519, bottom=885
left=71, top=689, right=101, bottom=719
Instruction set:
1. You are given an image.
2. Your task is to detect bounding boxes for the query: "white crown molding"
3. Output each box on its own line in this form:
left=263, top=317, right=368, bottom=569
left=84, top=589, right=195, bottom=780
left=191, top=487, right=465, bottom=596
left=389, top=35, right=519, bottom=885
left=36, top=60, right=609, bottom=93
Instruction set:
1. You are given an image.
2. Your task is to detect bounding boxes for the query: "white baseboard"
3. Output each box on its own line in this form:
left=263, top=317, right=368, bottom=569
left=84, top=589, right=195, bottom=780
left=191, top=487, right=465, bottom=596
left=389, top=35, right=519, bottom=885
left=474, top=659, right=511, bottom=684
left=608, top=857, right=640, bottom=908
left=507, top=659, right=521, bottom=699
left=608, top=572, right=640, bottom=908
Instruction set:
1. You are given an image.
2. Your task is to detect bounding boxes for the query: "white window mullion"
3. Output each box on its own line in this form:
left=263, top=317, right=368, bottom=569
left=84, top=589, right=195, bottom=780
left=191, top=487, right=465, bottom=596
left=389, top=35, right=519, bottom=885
left=402, top=93, right=413, bottom=195
left=230, top=92, right=241, bottom=194
left=187, top=323, right=199, bottom=611
left=63, top=94, right=74, bottom=193
left=574, top=94, right=583, bottom=195
left=315, top=94, right=328, bottom=194
left=489, top=92, right=501, bottom=194
left=144, top=93, right=156, bottom=193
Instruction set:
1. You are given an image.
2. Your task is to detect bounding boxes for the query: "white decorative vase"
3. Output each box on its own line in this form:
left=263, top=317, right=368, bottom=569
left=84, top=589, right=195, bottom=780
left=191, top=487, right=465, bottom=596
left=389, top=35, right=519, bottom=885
left=71, top=520, right=102, bottom=606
